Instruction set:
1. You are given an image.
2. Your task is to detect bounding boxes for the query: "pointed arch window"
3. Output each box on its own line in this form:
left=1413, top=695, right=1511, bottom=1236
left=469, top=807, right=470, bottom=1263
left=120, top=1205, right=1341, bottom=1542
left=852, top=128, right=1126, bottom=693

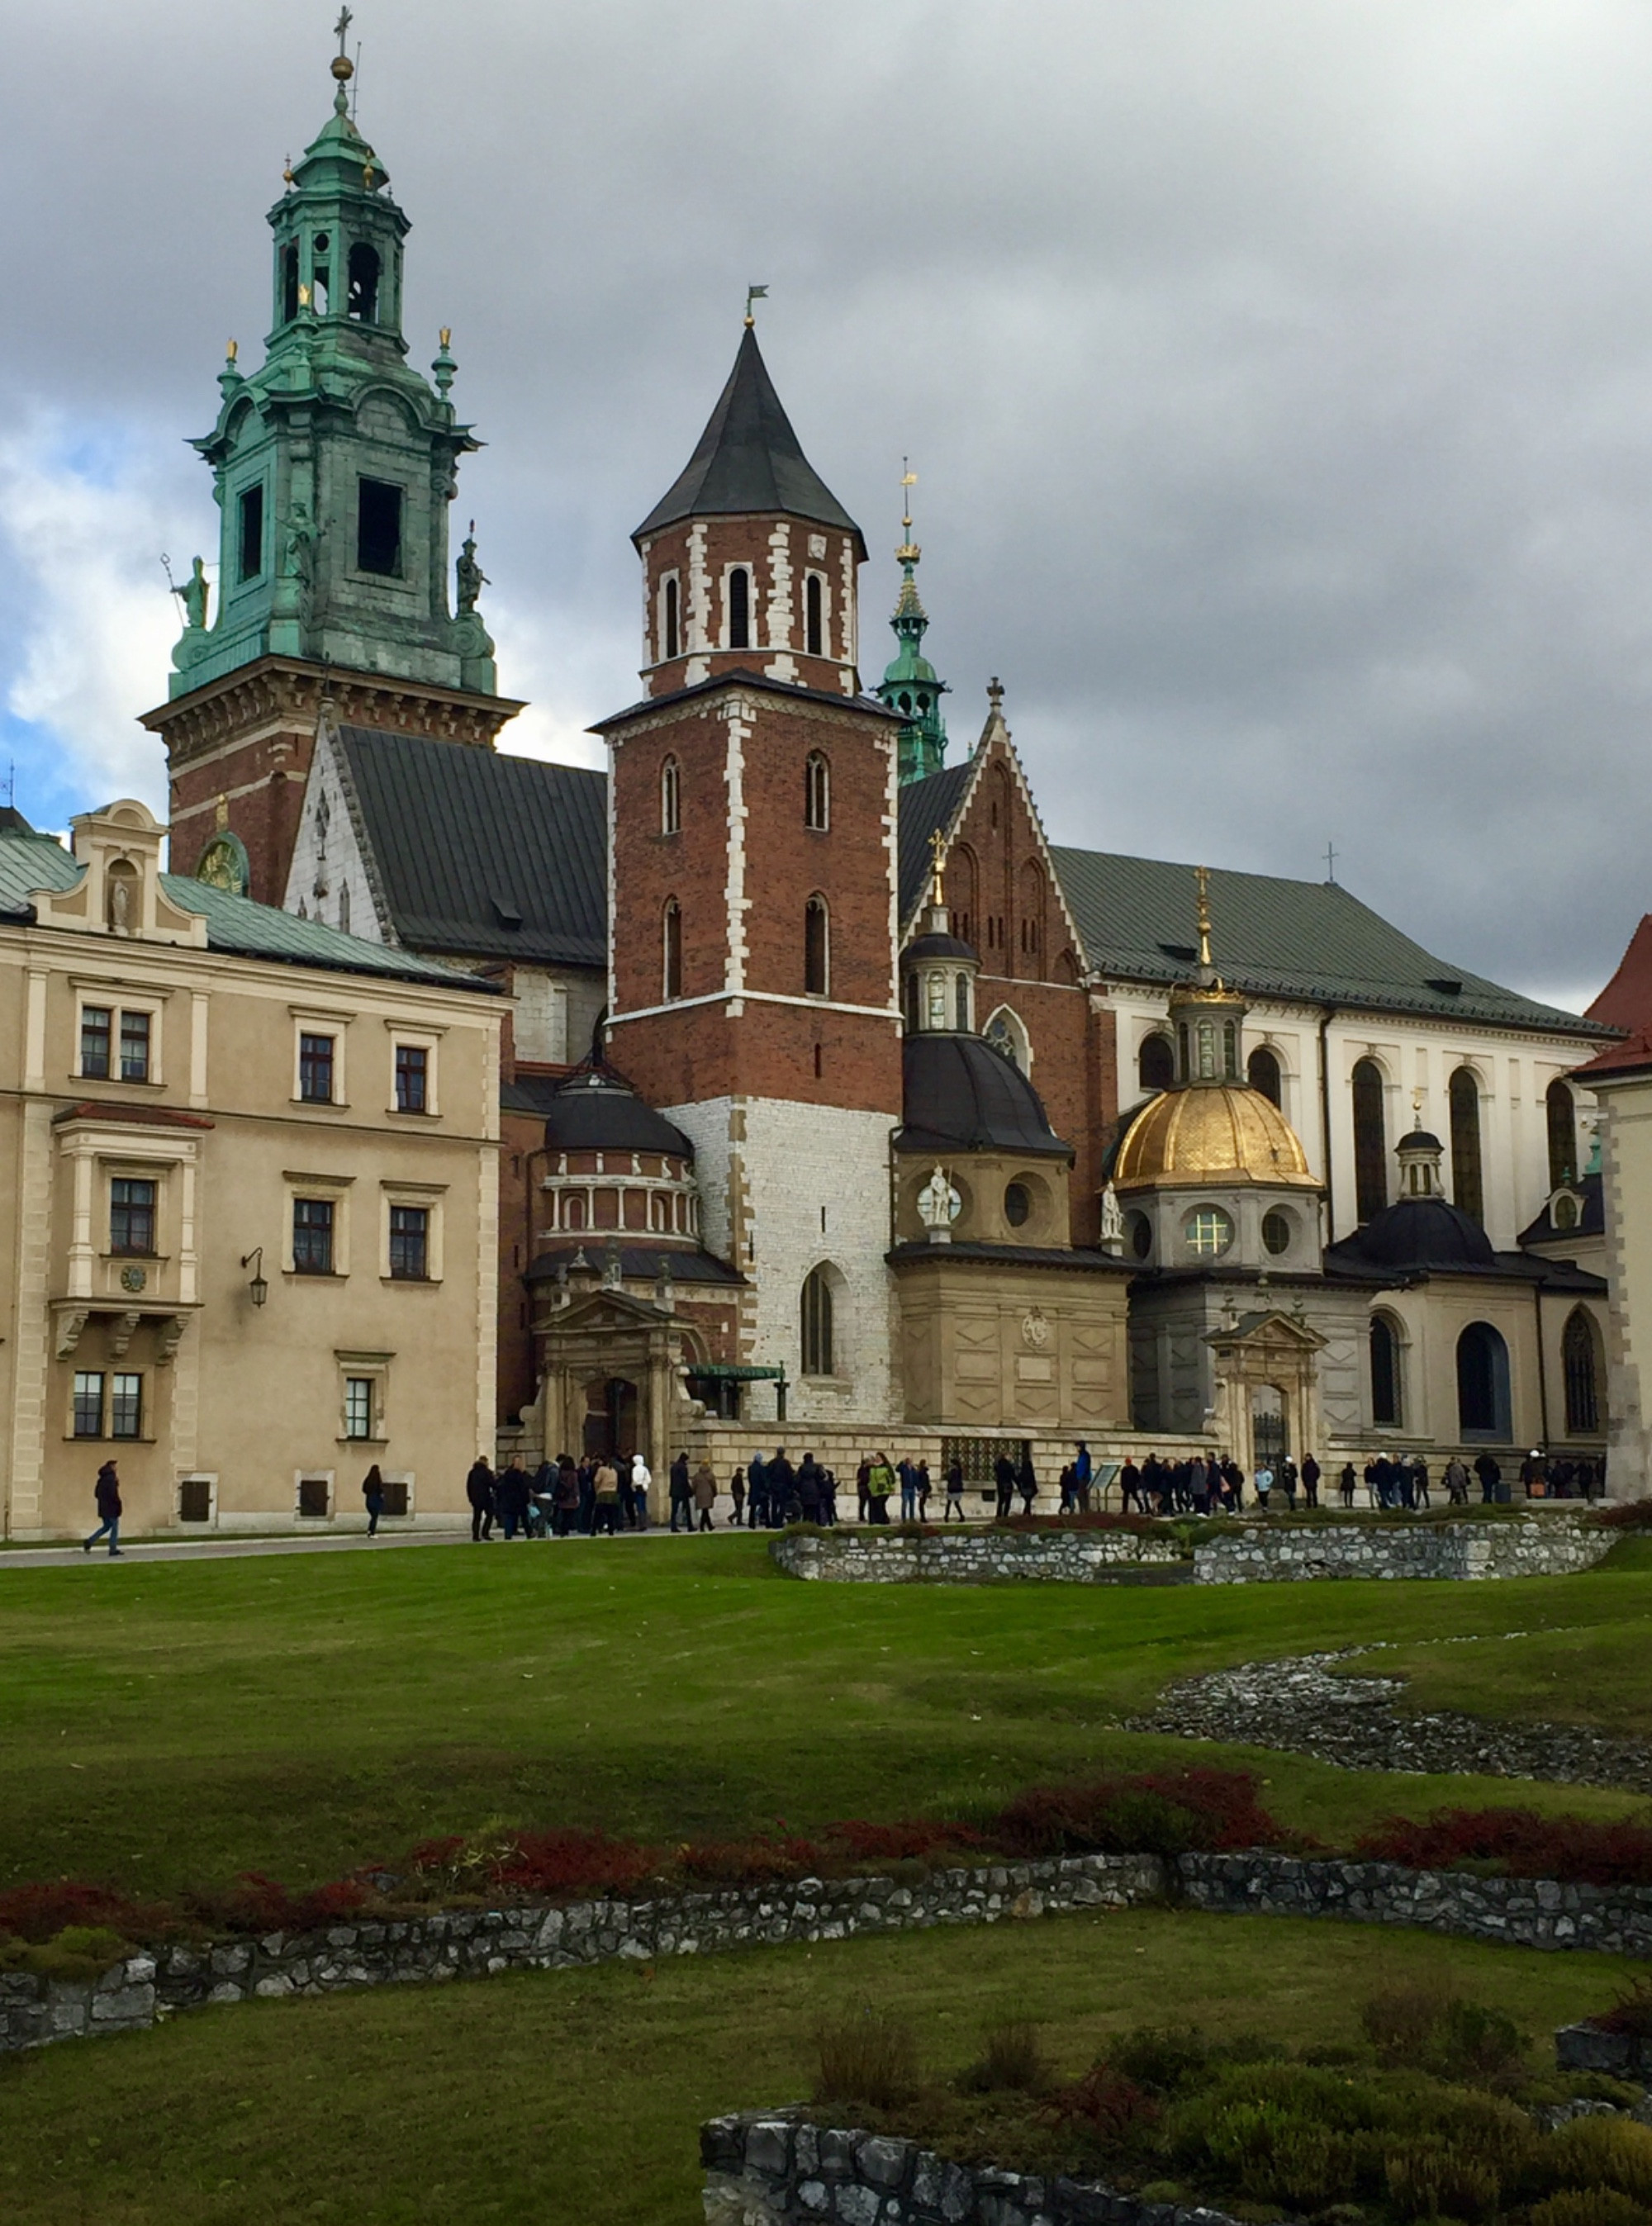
left=1564, top=1308, right=1602, bottom=1435
left=1450, top=1066, right=1484, bottom=1226
left=1352, top=1059, right=1388, bottom=1225
left=1139, top=1033, right=1175, bottom=1094
left=805, top=752, right=830, bottom=831
left=1248, top=1046, right=1282, bottom=1107
left=662, top=898, right=682, bottom=1000
left=801, top=1266, right=835, bottom=1377
left=804, top=895, right=829, bottom=996
left=661, top=756, right=681, bottom=836
left=805, top=574, right=824, bottom=657
left=1547, top=1079, right=1578, bottom=1190
left=985, top=1006, right=1031, bottom=1075
left=727, top=567, right=750, bottom=652
left=662, top=576, right=680, bottom=662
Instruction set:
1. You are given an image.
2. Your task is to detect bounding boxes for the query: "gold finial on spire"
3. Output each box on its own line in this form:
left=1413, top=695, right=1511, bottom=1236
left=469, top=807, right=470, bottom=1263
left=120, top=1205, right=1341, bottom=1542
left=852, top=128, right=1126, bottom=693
left=927, top=826, right=949, bottom=909
left=225, top=339, right=238, bottom=365
left=897, top=459, right=920, bottom=565
left=743, top=282, right=768, bottom=328
left=1195, top=865, right=1213, bottom=972
left=333, top=7, right=355, bottom=78
left=1412, top=1087, right=1425, bottom=1124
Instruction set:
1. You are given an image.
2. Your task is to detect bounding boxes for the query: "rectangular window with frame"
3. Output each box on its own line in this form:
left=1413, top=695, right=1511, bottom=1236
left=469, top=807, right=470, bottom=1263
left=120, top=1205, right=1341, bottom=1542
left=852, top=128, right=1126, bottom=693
left=357, top=478, right=403, bottom=577
left=394, top=1042, right=429, bottom=1113
left=110, top=1178, right=156, bottom=1256
left=110, top=1374, right=142, bottom=1441
left=292, top=1197, right=335, bottom=1275
left=344, top=1376, right=374, bottom=1440
left=80, top=1006, right=112, bottom=1080
left=73, top=1372, right=104, bottom=1439
left=388, top=1204, right=429, bottom=1281
left=238, top=484, right=265, bottom=583
left=119, top=1010, right=151, bottom=1083
left=299, top=1032, right=335, bottom=1104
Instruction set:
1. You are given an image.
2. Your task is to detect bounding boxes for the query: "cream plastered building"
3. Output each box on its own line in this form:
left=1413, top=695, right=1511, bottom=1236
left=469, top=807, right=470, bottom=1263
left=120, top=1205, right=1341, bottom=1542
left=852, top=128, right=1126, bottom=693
left=0, top=800, right=502, bottom=1540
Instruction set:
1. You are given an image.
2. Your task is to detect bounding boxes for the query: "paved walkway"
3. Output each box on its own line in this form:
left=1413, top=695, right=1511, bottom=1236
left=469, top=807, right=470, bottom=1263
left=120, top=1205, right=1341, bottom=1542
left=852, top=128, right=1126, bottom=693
left=0, top=1523, right=767, bottom=1570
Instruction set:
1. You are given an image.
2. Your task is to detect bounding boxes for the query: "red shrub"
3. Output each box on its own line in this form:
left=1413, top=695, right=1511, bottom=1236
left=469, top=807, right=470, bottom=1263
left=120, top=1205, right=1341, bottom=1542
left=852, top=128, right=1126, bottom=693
left=1045, top=2064, right=1162, bottom=2147
left=214, top=1871, right=370, bottom=1934
left=1355, top=1806, right=1652, bottom=1887
left=992, top=1768, right=1287, bottom=1859
left=826, top=1819, right=982, bottom=1863
left=676, top=1834, right=825, bottom=1885
left=492, top=1830, right=659, bottom=1898
left=1593, top=1498, right=1652, bottom=1530
left=406, top=1836, right=466, bottom=1873
left=0, top=1879, right=153, bottom=1945
left=1004, top=1512, right=1165, bottom=1538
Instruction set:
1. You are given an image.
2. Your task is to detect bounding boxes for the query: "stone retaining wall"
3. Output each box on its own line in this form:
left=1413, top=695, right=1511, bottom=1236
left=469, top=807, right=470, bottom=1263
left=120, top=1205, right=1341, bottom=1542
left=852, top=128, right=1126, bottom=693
left=771, top=1530, right=1184, bottom=1583
left=8, top=1845, right=1650, bottom=2058
left=701, top=2110, right=1253, bottom=2226
left=1193, top=1512, right=1612, bottom=1584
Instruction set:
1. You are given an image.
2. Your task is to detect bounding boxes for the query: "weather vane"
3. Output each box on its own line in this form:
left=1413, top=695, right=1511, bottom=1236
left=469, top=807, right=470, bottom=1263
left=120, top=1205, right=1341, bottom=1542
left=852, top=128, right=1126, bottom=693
left=899, top=460, right=919, bottom=562
left=743, top=283, right=768, bottom=328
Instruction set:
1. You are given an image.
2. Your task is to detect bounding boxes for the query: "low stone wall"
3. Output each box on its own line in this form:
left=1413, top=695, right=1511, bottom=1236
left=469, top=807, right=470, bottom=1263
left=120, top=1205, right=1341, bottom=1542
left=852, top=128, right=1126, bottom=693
left=771, top=1529, right=1184, bottom=1584
left=0, top=1853, right=1161, bottom=2056
left=9, top=1845, right=1650, bottom=2058
left=1193, top=1512, right=1612, bottom=1585
left=1556, top=2023, right=1652, bottom=2080
left=701, top=2110, right=1254, bottom=2226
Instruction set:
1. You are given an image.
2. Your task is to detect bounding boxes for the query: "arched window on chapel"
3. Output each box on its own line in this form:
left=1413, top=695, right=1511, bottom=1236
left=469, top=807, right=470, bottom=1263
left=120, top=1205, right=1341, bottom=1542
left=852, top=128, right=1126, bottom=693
left=804, top=895, right=829, bottom=996
left=660, top=756, right=681, bottom=835
left=1547, top=1079, right=1578, bottom=1190
left=1450, top=1067, right=1484, bottom=1226
left=805, top=752, right=829, bottom=831
left=1352, top=1059, right=1388, bottom=1225
left=727, top=567, right=751, bottom=652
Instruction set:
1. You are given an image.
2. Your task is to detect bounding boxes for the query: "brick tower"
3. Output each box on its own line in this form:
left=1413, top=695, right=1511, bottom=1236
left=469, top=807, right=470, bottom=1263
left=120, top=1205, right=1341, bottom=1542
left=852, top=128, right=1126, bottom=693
left=144, top=28, right=520, bottom=902
left=597, top=317, right=905, bottom=1424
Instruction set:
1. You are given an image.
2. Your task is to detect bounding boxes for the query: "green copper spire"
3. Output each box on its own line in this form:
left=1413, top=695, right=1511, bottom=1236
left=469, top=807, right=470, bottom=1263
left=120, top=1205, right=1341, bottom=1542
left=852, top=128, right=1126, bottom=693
left=169, top=17, right=496, bottom=699
left=876, top=465, right=948, bottom=785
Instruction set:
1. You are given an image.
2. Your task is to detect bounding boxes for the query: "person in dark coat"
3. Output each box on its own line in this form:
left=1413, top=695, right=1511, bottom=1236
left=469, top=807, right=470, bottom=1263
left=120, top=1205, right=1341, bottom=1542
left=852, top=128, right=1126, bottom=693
left=729, top=1467, right=745, bottom=1526
left=496, top=1455, right=532, bottom=1540
left=1016, top=1453, right=1037, bottom=1516
left=577, top=1459, right=596, bottom=1534
left=747, top=1452, right=769, bottom=1530
left=466, top=1456, right=496, bottom=1541
left=943, top=1458, right=966, bottom=1521
left=669, top=1451, right=694, bottom=1533
left=1339, top=1460, right=1358, bottom=1507
left=796, top=1455, right=824, bottom=1524
left=553, top=1456, right=580, bottom=1536
left=994, top=1451, right=1017, bottom=1521
left=362, top=1464, right=385, bottom=1537
left=1300, top=1455, right=1321, bottom=1508
left=1119, top=1458, right=1143, bottom=1512
left=767, top=1449, right=796, bottom=1526
left=83, top=1460, right=123, bottom=1557
left=1474, top=1450, right=1502, bottom=1503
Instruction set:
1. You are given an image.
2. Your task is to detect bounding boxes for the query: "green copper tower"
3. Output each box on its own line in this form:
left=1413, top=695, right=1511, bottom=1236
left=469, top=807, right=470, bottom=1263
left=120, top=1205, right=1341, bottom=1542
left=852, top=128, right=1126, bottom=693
left=169, top=21, right=495, bottom=699
left=877, top=470, right=949, bottom=784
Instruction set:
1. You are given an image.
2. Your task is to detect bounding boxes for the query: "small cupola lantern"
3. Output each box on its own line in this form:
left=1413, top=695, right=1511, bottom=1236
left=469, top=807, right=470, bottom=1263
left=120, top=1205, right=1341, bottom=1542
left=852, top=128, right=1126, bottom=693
left=900, top=830, right=979, bottom=1036
left=1395, top=1100, right=1447, bottom=1199
left=1165, top=866, right=1248, bottom=1085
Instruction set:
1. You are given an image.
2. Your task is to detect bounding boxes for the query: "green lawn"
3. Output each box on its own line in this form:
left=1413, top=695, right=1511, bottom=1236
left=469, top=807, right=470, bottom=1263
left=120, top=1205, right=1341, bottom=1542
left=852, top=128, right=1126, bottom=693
left=4, top=1533, right=1652, bottom=1901
left=0, top=1906, right=1630, bottom=2225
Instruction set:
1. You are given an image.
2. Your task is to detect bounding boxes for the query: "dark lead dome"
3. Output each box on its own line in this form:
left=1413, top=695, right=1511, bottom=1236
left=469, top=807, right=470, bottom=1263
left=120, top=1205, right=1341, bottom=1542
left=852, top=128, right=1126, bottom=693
left=542, top=1067, right=693, bottom=1160
left=1326, top=1195, right=1496, bottom=1274
left=896, top=1034, right=1073, bottom=1160
left=1396, top=1128, right=1444, bottom=1153
left=904, top=929, right=978, bottom=964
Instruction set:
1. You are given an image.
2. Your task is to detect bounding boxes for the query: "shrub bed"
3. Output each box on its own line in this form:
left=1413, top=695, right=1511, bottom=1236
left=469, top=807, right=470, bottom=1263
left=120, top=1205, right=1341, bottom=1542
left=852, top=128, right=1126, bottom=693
left=1355, top=1806, right=1652, bottom=1888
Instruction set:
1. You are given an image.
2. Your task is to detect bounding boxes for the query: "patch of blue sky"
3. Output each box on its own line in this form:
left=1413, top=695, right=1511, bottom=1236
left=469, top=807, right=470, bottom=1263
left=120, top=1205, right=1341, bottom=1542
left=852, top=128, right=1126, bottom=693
left=0, top=709, right=83, bottom=835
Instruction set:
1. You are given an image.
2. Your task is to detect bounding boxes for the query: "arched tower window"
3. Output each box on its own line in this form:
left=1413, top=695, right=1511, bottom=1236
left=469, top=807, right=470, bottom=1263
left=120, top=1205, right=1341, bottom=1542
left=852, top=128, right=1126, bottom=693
left=1139, top=1033, right=1175, bottom=1093
left=805, top=752, right=829, bottom=831
left=1564, top=1308, right=1602, bottom=1435
left=805, top=574, right=824, bottom=657
left=1456, top=1321, right=1511, bottom=1440
left=347, top=243, right=381, bottom=322
left=281, top=241, right=301, bottom=325
left=727, top=567, right=750, bottom=652
left=1547, top=1079, right=1578, bottom=1190
left=955, top=974, right=972, bottom=1032
left=801, top=1266, right=835, bottom=1376
left=662, top=576, right=680, bottom=662
left=1352, top=1059, right=1388, bottom=1225
left=985, top=1006, right=1031, bottom=1075
left=1450, top=1066, right=1484, bottom=1226
left=662, top=898, right=682, bottom=1000
left=1248, top=1046, right=1282, bottom=1107
left=660, top=756, right=681, bottom=835
left=804, top=895, right=829, bottom=996
left=1370, top=1314, right=1402, bottom=1427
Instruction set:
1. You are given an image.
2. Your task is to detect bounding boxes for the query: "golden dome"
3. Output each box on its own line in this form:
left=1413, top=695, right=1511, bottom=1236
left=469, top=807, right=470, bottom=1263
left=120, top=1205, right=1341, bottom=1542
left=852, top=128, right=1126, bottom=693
left=1113, top=1085, right=1319, bottom=1191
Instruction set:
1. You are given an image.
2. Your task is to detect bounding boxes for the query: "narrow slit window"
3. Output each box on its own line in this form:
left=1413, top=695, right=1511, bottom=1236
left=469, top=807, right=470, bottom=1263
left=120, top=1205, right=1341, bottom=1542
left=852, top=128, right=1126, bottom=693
left=805, top=574, right=824, bottom=657
left=281, top=242, right=300, bottom=324
left=661, top=756, right=681, bottom=834
left=662, top=899, right=683, bottom=999
left=357, top=478, right=403, bottom=577
left=804, top=752, right=829, bottom=830
left=662, top=577, right=680, bottom=661
left=805, top=895, right=829, bottom=996
left=728, top=567, right=750, bottom=651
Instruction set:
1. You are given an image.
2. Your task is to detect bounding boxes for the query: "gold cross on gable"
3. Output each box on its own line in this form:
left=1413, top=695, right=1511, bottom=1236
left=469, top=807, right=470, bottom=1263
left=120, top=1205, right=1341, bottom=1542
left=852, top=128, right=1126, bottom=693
left=928, top=825, right=947, bottom=906
left=335, top=7, right=354, bottom=55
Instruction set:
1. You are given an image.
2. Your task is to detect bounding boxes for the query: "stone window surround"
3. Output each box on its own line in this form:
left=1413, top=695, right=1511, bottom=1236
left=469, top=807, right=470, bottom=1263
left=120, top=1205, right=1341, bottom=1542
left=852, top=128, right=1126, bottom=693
left=57, top=1125, right=201, bottom=1307
left=282, top=1170, right=355, bottom=1279
left=289, top=1004, right=353, bottom=1108
left=63, top=1365, right=154, bottom=1445
left=385, top=1019, right=444, bottom=1118
left=378, top=1180, right=446, bottom=1285
left=333, top=1349, right=393, bottom=1446
left=71, top=977, right=173, bottom=1089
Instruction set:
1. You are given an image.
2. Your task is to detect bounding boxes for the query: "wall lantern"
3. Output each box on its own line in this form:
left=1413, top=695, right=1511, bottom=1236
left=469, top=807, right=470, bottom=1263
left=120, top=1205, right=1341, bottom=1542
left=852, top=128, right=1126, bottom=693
left=240, top=1247, right=268, bottom=1309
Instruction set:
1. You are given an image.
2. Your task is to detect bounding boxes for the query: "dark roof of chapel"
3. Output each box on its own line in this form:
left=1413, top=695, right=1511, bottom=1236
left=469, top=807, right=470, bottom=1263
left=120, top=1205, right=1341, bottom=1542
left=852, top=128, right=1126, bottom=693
left=539, top=1066, right=694, bottom=1159
left=896, top=1033, right=1073, bottom=1160
left=524, top=1243, right=744, bottom=1288
left=1517, top=1171, right=1605, bottom=1247
left=1325, top=1198, right=1606, bottom=1291
left=634, top=326, right=865, bottom=552
left=337, top=726, right=606, bottom=969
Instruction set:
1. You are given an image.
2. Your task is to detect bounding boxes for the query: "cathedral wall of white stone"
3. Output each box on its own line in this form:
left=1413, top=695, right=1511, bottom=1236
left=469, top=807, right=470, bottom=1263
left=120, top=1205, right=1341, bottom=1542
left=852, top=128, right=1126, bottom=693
left=665, top=1094, right=896, bottom=1431
left=281, top=730, right=382, bottom=944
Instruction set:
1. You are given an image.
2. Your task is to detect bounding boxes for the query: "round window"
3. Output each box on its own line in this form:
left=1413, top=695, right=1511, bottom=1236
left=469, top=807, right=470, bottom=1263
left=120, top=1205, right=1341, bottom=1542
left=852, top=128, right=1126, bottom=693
left=1128, top=1212, right=1152, bottom=1261
left=315, top=232, right=330, bottom=252
left=1262, top=1208, right=1294, bottom=1256
left=1004, top=1181, right=1032, bottom=1228
left=1185, top=1206, right=1234, bottom=1258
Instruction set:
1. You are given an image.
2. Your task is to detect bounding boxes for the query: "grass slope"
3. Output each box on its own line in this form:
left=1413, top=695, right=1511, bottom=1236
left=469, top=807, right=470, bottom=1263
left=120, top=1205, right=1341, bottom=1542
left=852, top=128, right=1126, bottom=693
left=2, top=1535, right=1651, bottom=1898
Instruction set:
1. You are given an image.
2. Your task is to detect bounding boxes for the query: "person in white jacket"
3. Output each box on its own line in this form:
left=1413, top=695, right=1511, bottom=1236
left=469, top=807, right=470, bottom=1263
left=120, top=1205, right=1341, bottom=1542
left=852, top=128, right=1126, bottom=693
left=629, top=1452, right=652, bottom=1531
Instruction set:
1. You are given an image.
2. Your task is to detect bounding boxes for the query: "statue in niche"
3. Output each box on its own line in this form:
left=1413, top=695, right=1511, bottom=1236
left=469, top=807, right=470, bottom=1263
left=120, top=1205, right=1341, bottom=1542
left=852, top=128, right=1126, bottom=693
left=1099, top=1182, right=1124, bottom=1252
left=285, top=501, right=319, bottom=626
left=107, top=867, right=135, bottom=933
left=917, top=1165, right=961, bottom=1237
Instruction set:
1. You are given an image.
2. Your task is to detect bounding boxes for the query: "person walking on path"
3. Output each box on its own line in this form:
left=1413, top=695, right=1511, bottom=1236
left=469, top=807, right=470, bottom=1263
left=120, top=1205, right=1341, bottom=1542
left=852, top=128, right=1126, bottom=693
left=669, top=1452, right=693, bottom=1533
left=83, top=1460, right=123, bottom=1556
left=497, top=1455, right=532, bottom=1540
left=629, top=1452, right=653, bottom=1530
left=692, top=1459, right=718, bottom=1531
left=1073, top=1441, right=1094, bottom=1512
left=747, top=1453, right=769, bottom=1530
left=767, top=1448, right=796, bottom=1526
left=994, top=1450, right=1017, bottom=1521
left=943, top=1456, right=966, bottom=1521
left=856, top=1459, right=871, bottom=1522
left=729, top=1467, right=745, bottom=1526
left=1339, top=1460, right=1357, bottom=1507
left=1443, top=1454, right=1469, bottom=1505
left=1253, top=1460, right=1274, bottom=1513
left=916, top=1459, right=932, bottom=1521
left=796, top=1454, right=824, bottom=1526
left=466, top=1455, right=496, bottom=1541
left=362, top=1464, right=385, bottom=1537
left=898, top=1455, right=919, bottom=1522
left=1475, top=1450, right=1503, bottom=1503
left=1016, top=1451, right=1038, bottom=1516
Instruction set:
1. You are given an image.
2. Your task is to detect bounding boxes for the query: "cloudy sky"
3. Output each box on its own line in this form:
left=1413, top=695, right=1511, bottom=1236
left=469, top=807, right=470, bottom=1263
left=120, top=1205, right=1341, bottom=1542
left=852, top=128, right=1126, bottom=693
left=3, top=0, right=1651, bottom=1011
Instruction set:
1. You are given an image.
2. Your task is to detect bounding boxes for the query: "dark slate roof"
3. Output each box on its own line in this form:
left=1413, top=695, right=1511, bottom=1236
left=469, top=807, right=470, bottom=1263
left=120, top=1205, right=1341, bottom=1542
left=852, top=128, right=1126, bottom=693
left=524, top=1242, right=744, bottom=1287
left=1325, top=1198, right=1499, bottom=1274
left=1048, top=848, right=1609, bottom=1037
left=540, top=1066, right=694, bottom=1159
left=1518, top=1172, right=1605, bottom=1247
left=888, top=1241, right=1132, bottom=1274
left=896, top=1033, right=1073, bottom=1160
left=591, top=669, right=900, bottom=737
left=339, top=727, right=606, bottom=969
left=905, top=929, right=977, bottom=964
left=898, top=760, right=974, bottom=922
left=633, top=326, right=864, bottom=551
left=0, top=827, right=488, bottom=990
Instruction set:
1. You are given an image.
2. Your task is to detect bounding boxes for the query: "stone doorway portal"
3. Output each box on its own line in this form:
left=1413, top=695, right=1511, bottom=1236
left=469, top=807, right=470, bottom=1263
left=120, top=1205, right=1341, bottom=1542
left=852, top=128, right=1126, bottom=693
left=1250, top=1384, right=1289, bottom=1470
left=582, top=1378, right=638, bottom=1463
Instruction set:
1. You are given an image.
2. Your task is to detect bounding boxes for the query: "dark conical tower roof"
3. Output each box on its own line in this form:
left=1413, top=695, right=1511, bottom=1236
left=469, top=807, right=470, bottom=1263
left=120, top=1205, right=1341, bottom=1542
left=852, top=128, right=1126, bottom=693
left=634, top=326, right=866, bottom=553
